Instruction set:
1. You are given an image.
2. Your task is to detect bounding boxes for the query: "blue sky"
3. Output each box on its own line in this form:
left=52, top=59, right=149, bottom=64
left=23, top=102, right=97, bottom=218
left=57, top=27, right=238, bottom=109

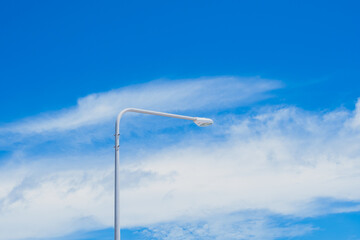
left=1, top=0, right=360, bottom=239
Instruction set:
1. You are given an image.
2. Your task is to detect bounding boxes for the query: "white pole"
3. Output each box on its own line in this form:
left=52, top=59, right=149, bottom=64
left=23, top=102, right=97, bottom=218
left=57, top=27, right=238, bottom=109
left=114, top=108, right=212, bottom=240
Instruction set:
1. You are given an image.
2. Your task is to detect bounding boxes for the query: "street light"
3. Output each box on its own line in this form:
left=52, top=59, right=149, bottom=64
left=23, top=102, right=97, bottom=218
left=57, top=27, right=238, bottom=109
left=114, top=108, right=213, bottom=240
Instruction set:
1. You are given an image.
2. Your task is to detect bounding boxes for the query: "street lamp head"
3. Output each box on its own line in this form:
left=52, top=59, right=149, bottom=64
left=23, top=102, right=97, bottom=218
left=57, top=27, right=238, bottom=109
left=193, top=117, right=213, bottom=127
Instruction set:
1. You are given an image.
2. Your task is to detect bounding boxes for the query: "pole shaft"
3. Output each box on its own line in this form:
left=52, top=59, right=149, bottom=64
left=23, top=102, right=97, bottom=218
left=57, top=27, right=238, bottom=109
left=115, top=123, right=120, bottom=240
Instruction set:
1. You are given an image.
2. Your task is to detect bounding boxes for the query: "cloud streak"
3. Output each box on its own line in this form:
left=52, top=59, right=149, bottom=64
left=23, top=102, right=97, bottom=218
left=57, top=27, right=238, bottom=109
left=0, top=77, right=281, bottom=135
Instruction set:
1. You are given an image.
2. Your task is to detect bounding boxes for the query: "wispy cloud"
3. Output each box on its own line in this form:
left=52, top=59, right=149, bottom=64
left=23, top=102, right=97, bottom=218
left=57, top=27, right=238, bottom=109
left=141, top=211, right=315, bottom=240
left=2, top=78, right=360, bottom=239
left=0, top=77, right=281, bottom=135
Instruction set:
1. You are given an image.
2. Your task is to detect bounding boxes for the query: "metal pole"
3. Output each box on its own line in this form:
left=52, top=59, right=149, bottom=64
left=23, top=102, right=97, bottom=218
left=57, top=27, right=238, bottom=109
left=114, top=121, right=120, bottom=240
left=114, top=108, right=209, bottom=240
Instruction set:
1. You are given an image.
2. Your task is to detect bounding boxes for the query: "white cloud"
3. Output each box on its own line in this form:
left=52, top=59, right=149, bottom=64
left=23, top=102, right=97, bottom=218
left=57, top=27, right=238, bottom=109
left=0, top=77, right=281, bottom=134
left=2, top=78, right=360, bottom=239
left=142, top=212, right=314, bottom=240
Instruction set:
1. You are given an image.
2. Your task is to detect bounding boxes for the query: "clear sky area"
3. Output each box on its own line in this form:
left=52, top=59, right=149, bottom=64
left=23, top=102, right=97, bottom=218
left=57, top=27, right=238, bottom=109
left=0, top=1, right=360, bottom=240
